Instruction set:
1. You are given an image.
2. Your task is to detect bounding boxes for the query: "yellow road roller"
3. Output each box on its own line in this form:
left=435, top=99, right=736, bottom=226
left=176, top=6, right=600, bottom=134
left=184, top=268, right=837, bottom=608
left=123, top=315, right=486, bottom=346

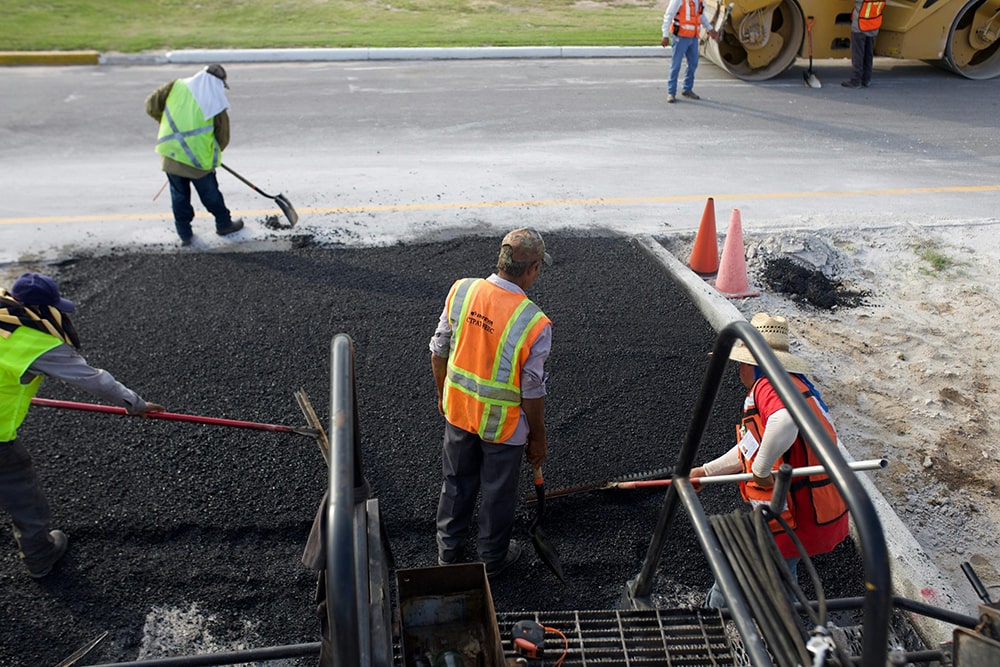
left=702, top=0, right=1000, bottom=80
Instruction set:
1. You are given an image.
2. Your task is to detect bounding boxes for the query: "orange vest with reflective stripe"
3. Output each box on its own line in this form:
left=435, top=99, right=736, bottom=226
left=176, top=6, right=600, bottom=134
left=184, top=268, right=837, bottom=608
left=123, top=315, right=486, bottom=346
left=857, top=1, right=885, bottom=32
left=672, top=0, right=704, bottom=38
left=736, top=376, right=848, bottom=537
left=442, top=278, right=550, bottom=443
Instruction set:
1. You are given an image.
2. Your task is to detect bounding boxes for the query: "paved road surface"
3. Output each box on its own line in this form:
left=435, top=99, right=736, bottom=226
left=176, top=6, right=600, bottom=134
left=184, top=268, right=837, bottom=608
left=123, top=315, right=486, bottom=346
left=1, top=57, right=997, bottom=261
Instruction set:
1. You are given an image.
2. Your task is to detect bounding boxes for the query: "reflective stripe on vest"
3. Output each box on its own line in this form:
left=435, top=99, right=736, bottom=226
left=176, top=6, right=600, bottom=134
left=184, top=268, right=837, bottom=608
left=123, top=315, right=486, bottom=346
left=858, top=0, right=885, bottom=32
left=443, top=278, right=549, bottom=442
left=0, top=327, right=61, bottom=441
left=155, top=81, right=220, bottom=170
left=736, top=376, right=847, bottom=534
left=673, top=0, right=703, bottom=38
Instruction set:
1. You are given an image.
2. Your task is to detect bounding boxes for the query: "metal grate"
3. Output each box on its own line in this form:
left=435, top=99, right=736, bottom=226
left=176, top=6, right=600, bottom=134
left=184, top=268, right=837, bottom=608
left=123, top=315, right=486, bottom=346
left=495, top=609, right=738, bottom=667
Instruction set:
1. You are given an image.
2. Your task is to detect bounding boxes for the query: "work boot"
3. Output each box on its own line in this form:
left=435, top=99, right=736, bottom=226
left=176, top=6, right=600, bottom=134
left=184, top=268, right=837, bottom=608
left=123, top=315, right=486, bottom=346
left=681, top=90, right=701, bottom=100
left=485, top=539, right=522, bottom=577
left=22, top=530, right=68, bottom=578
left=667, top=94, right=676, bottom=104
left=841, top=80, right=860, bottom=88
left=216, top=219, right=244, bottom=236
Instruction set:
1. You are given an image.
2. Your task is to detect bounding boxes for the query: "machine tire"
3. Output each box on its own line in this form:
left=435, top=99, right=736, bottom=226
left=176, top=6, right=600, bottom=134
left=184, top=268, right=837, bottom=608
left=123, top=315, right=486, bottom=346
left=704, top=0, right=805, bottom=81
left=934, top=0, right=1000, bottom=79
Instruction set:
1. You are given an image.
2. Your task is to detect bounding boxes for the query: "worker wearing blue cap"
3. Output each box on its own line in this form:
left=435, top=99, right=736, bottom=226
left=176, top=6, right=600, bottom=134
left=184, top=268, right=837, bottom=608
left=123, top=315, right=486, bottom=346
left=0, top=273, right=164, bottom=578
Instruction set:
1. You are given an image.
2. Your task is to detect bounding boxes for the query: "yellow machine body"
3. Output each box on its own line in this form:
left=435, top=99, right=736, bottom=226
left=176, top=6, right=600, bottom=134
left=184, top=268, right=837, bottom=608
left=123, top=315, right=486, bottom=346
left=702, top=0, right=1000, bottom=80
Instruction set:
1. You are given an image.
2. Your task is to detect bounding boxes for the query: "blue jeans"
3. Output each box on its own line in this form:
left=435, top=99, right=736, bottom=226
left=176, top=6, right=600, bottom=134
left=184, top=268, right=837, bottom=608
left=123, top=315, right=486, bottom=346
left=668, top=35, right=700, bottom=95
left=705, top=557, right=800, bottom=608
left=167, top=171, right=233, bottom=241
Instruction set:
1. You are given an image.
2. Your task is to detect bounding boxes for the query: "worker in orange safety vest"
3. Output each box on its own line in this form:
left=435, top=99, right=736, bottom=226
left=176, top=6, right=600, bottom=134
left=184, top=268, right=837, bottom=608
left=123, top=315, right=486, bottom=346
left=430, top=228, right=553, bottom=578
left=689, top=313, right=849, bottom=608
left=660, top=0, right=720, bottom=104
left=843, top=0, right=885, bottom=88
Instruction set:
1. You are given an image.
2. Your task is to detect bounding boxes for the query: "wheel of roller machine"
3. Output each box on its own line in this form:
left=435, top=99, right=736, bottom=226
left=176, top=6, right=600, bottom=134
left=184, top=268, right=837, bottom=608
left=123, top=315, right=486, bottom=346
left=937, top=0, right=1000, bottom=80
left=704, top=0, right=805, bottom=81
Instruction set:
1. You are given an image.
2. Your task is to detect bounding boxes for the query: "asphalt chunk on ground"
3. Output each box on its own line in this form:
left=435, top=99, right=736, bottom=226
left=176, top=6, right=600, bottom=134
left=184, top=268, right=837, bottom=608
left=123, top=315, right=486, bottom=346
left=0, top=235, right=865, bottom=665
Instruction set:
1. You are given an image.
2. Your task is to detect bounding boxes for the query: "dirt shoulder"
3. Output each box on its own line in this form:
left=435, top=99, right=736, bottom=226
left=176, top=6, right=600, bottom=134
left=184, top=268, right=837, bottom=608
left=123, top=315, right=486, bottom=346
left=670, top=221, right=1000, bottom=613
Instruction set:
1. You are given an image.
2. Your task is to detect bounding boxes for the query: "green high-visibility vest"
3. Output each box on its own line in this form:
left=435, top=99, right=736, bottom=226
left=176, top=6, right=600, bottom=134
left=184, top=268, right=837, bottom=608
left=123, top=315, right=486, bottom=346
left=155, top=80, right=220, bottom=171
left=0, top=327, right=62, bottom=441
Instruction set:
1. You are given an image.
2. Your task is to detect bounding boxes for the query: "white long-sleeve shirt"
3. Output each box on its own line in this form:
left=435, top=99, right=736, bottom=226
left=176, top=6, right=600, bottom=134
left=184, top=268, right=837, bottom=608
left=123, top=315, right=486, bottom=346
left=662, top=0, right=714, bottom=38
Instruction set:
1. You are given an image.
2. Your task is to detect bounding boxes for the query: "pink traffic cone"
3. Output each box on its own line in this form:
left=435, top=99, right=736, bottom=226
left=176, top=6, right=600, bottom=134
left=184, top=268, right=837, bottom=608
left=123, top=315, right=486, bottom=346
left=713, top=208, right=759, bottom=298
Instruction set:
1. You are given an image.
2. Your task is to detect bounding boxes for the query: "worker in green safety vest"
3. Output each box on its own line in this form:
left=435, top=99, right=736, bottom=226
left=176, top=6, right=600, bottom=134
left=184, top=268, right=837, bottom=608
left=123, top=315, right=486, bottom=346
left=0, top=273, right=163, bottom=578
left=146, top=64, right=244, bottom=246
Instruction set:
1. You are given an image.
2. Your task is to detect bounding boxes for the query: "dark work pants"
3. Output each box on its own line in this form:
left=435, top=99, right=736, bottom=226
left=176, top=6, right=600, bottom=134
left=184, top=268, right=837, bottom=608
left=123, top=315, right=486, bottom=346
left=0, top=439, right=55, bottom=558
left=167, top=171, right=233, bottom=241
left=435, top=422, right=524, bottom=564
left=849, top=31, right=876, bottom=86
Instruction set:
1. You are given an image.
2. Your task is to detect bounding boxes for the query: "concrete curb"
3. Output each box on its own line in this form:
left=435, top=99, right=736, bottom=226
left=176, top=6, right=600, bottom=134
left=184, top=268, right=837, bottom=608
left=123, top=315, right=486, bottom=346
left=5, top=46, right=670, bottom=67
left=634, top=232, right=966, bottom=648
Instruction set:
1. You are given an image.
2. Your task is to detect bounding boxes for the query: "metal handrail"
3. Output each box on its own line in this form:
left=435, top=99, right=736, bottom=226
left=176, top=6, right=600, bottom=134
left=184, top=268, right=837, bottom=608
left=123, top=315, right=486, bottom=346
left=624, top=320, right=891, bottom=666
left=327, top=333, right=367, bottom=667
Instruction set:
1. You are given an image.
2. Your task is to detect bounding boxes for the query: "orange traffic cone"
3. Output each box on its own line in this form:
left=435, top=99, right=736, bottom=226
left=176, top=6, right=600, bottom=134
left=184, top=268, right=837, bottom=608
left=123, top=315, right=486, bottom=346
left=688, top=197, right=719, bottom=275
left=713, top=208, right=759, bottom=299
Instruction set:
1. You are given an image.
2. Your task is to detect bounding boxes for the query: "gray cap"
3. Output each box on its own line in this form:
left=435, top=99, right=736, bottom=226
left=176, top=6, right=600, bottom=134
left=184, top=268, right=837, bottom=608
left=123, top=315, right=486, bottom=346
left=205, top=63, right=229, bottom=89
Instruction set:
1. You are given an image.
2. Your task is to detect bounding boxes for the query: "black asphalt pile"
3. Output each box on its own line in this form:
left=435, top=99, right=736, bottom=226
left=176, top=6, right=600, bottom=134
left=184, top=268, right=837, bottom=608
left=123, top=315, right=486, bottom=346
left=760, top=257, right=869, bottom=310
left=0, top=235, right=865, bottom=665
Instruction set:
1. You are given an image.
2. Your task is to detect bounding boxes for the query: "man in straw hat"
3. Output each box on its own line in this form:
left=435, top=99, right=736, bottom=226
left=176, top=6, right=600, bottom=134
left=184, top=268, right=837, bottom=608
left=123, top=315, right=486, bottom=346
left=691, top=313, right=849, bottom=607
left=429, top=228, right=553, bottom=577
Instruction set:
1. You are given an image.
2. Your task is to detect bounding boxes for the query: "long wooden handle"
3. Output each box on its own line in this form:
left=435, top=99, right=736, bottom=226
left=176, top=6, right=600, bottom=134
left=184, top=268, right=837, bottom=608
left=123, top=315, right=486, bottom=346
left=30, top=397, right=315, bottom=436
left=612, top=459, right=888, bottom=490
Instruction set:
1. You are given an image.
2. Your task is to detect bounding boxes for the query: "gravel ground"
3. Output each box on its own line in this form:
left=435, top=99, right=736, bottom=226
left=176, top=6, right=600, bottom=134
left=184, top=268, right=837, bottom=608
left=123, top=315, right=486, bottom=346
left=0, top=235, right=866, bottom=665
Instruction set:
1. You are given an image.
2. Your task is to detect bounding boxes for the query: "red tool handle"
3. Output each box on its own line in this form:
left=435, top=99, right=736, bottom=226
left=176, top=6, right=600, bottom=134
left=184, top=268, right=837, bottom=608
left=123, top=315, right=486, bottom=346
left=30, top=397, right=297, bottom=434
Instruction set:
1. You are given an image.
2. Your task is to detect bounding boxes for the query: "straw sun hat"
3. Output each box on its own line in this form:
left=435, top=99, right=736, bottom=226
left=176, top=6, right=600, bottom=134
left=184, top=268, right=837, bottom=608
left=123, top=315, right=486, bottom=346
left=729, top=313, right=812, bottom=374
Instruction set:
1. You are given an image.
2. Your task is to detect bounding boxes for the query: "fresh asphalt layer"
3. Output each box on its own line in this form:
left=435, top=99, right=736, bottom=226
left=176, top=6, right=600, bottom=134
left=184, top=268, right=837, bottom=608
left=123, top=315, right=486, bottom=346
left=0, top=47, right=981, bottom=654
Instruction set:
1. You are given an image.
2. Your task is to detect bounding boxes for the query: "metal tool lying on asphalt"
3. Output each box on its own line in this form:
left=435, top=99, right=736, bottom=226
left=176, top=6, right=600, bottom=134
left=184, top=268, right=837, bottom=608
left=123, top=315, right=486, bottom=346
left=30, top=397, right=319, bottom=437
left=220, top=162, right=298, bottom=228
left=528, top=458, right=888, bottom=504
left=529, top=464, right=566, bottom=582
left=54, top=630, right=108, bottom=667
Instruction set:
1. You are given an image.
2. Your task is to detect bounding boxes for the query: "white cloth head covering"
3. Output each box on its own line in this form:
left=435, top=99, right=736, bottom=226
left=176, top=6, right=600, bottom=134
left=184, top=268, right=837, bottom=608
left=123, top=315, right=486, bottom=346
left=181, top=69, right=230, bottom=121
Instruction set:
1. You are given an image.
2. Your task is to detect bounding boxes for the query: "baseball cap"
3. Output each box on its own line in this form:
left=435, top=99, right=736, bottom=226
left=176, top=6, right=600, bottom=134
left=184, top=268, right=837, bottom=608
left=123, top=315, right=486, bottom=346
left=10, top=272, right=76, bottom=313
left=499, top=228, right=553, bottom=266
left=206, top=63, right=229, bottom=89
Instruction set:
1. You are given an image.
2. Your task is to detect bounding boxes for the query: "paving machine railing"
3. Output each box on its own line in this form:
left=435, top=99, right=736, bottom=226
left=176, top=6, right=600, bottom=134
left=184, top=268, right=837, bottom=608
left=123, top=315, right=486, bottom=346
left=620, top=319, right=893, bottom=666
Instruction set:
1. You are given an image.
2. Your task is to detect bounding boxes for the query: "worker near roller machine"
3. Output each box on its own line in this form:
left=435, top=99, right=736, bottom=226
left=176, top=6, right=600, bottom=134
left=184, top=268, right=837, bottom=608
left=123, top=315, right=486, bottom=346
left=660, top=0, right=719, bottom=104
left=690, top=313, right=849, bottom=607
left=843, top=0, right=885, bottom=88
left=146, top=64, right=244, bottom=246
left=430, top=228, right=552, bottom=577
left=0, top=273, right=163, bottom=578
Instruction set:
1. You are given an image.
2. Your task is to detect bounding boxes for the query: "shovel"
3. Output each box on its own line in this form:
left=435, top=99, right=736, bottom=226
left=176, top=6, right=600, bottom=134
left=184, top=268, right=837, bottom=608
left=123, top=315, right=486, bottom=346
left=30, top=397, right=318, bottom=438
left=220, top=163, right=298, bottom=228
left=529, top=464, right=566, bottom=582
left=803, top=16, right=821, bottom=88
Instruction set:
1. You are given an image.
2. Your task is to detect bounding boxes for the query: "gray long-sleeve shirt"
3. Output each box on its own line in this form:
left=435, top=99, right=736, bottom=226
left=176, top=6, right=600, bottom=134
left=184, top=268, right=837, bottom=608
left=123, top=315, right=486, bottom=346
left=27, top=343, right=149, bottom=414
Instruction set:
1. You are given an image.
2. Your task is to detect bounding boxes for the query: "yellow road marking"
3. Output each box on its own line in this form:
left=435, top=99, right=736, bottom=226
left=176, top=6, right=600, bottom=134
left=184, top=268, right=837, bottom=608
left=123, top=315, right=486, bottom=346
left=2, top=184, right=998, bottom=226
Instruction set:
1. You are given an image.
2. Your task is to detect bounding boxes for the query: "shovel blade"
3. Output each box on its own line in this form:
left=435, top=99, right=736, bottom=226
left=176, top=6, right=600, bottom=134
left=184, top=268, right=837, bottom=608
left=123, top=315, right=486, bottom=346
left=275, top=194, right=298, bottom=227
left=529, top=524, right=566, bottom=582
